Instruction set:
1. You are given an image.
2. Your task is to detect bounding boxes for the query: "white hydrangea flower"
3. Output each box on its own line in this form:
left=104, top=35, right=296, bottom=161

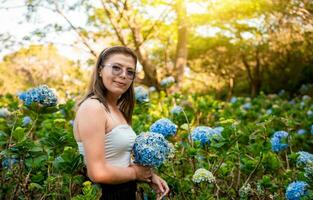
left=302, top=95, right=311, bottom=101
left=192, top=168, right=215, bottom=183
left=239, top=183, right=252, bottom=198
left=0, top=108, right=10, bottom=118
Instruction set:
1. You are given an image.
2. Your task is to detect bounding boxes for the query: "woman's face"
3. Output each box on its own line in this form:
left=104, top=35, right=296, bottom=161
left=99, top=53, right=136, bottom=97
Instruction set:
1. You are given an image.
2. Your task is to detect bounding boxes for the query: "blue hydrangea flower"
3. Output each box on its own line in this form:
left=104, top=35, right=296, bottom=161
left=160, top=76, right=175, bottom=87
left=2, top=158, right=19, bottom=169
left=271, top=131, right=289, bottom=152
left=22, top=116, right=32, bottom=126
left=297, top=129, right=306, bottom=135
left=266, top=109, right=273, bottom=115
left=230, top=97, right=237, bottom=104
left=285, top=181, right=308, bottom=200
left=134, top=86, right=149, bottom=103
left=300, top=102, right=305, bottom=109
left=18, top=85, right=57, bottom=106
left=70, top=120, right=74, bottom=126
left=191, top=126, right=210, bottom=145
left=132, top=132, right=171, bottom=167
left=242, top=102, right=252, bottom=110
left=311, top=125, right=313, bottom=134
left=192, top=168, right=215, bottom=183
left=296, top=151, right=313, bottom=166
left=0, top=108, right=10, bottom=118
left=170, top=105, right=183, bottom=115
left=213, top=126, right=224, bottom=134
left=191, top=126, right=222, bottom=146
left=304, top=162, right=313, bottom=179
left=289, top=100, right=296, bottom=105
left=150, top=118, right=177, bottom=138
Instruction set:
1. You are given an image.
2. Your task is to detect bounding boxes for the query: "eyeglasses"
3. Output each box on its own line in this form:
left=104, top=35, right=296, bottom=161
left=101, top=63, right=136, bottom=80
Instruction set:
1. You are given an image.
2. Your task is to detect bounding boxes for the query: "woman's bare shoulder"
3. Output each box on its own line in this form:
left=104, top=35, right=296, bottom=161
left=74, top=98, right=107, bottom=140
left=76, top=98, right=106, bottom=118
left=78, top=98, right=103, bottom=110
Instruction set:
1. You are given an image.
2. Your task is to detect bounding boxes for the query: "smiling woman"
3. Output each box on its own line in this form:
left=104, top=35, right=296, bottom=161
left=73, top=46, right=169, bottom=200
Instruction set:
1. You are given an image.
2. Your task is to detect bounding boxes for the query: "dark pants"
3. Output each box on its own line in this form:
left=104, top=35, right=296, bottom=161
left=100, top=181, right=137, bottom=200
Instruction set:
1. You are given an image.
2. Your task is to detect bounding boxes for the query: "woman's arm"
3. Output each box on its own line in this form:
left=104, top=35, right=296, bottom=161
left=76, top=99, right=151, bottom=184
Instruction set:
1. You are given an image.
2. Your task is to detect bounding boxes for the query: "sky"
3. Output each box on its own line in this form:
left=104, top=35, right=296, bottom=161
left=0, top=0, right=91, bottom=62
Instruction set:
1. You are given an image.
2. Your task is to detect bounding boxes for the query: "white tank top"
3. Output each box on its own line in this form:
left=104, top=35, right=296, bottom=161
left=77, top=124, right=137, bottom=167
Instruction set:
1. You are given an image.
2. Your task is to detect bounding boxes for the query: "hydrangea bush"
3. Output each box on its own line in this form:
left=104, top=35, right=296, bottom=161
left=1, top=87, right=313, bottom=199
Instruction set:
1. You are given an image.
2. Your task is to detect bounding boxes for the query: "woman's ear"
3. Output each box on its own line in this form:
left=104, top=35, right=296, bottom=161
left=99, top=68, right=102, bottom=77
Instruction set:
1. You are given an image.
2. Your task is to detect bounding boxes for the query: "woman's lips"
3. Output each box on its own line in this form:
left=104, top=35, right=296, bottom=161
left=113, top=81, right=126, bottom=87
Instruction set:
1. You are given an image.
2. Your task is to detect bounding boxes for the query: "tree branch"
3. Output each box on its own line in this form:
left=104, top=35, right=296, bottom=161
left=53, top=0, right=97, bottom=57
left=100, top=0, right=127, bottom=46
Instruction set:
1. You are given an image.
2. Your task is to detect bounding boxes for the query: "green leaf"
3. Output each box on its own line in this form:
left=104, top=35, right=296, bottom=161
left=32, top=155, right=47, bottom=169
left=12, top=127, right=26, bottom=142
left=180, top=123, right=189, bottom=130
left=211, top=141, right=225, bottom=148
left=187, top=147, right=197, bottom=156
left=29, top=146, right=43, bottom=153
left=28, top=182, right=43, bottom=191
left=219, top=118, right=237, bottom=125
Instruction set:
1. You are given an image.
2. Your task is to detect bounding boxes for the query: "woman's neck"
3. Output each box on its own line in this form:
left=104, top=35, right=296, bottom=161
left=105, top=93, right=120, bottom=108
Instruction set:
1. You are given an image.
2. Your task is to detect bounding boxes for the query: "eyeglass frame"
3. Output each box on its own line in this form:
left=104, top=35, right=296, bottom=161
left=100, top=63, right=136, bottom=80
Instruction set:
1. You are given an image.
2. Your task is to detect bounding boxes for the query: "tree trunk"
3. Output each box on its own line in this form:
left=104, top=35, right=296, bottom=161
left=241, top=48, right=263, bottom=97
left=135, top=47, right=159, bottom=89
left=241, top=54, right=255, bottom=96
left=252, top=47, right=262, bottom=97
left=174, top=0, right=188, bottom=89
left=227, top=76, right=235, bottom=100
left=122, top=2, right=159, bottom=89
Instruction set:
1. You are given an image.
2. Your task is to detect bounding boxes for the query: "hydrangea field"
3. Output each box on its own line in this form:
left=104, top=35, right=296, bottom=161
left=1, top=85, right=313, bottom=200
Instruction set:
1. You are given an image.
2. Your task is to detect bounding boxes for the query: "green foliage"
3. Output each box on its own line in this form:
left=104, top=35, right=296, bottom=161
left=131, top=90, right=313, bottom=199
left=71, top=181, right=101, bottom=200
left=0, top=96, right=89, bottom=199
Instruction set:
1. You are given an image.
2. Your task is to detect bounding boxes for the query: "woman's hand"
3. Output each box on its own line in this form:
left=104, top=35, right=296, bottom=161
left=129, top=163, right=152, bottom=182
left=149, top=173, right=169, bottom=200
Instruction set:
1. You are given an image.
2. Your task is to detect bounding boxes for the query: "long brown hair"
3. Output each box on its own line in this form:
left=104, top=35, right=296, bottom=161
left=76, top=46, right=137, bottom=124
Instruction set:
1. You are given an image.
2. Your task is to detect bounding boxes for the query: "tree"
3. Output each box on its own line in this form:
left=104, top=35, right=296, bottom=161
left=3, top=0, right=190, bottom=90
left=0, top=44, right=88, bottom=99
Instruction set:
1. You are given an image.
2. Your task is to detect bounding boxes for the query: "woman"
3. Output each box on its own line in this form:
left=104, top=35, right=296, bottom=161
left=73, top=46, right=169, bottom=200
